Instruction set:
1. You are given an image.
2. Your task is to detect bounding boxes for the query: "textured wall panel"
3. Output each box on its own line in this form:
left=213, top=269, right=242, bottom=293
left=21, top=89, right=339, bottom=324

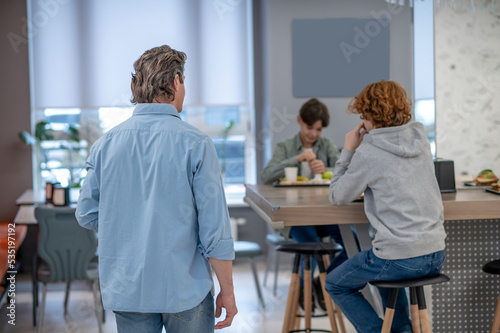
left=432, top=219, right=500, bottom=332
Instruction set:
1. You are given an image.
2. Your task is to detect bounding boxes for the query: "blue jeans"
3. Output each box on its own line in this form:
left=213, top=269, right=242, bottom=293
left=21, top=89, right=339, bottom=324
left=325, top=249, right=445, bottom=333
left=290, top=225, right=350, bottom=285
left=114, top=292, right=214, bottom=333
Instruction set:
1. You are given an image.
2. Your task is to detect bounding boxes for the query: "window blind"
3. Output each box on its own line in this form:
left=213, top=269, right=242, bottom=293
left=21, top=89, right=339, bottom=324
left=29, top=0, right=250, bottom=109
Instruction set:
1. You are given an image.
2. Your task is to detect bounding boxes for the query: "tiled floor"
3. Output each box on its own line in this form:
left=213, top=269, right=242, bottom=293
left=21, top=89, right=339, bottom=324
left=0, top=260, right=356, bottom=333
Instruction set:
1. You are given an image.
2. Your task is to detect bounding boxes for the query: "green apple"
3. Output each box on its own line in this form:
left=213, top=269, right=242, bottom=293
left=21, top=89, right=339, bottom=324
left=322, top=171, right=333, bottom=180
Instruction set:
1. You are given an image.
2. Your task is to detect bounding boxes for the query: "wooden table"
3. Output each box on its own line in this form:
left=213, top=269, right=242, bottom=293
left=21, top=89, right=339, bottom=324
left=244, top=184, right=500, bottom=229
left=244, top=184, right=500, bottom=270
left=14, top=189, right=80, bottom=225
left=244, top=184, right=500, bottom=322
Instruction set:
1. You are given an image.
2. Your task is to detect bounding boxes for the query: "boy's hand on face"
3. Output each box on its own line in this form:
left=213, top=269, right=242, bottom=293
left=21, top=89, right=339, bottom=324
left=344, top=123, right=367, bottom=152
left=296, top=150, right=316, bottom=162
left=309, top=160, right=326, bottom=174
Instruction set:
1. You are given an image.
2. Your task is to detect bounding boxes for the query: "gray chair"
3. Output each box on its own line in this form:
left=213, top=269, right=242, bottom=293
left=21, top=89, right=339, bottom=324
left=263, top=229, right=296, bottom=296
left=32, top=206, right=103, bottom=333
left=234, top=241, right=265, bottom=308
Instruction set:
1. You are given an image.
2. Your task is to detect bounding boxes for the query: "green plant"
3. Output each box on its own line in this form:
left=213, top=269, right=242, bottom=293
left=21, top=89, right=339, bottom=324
left=18, top=121, right=79, bottom=145
left=18, top=121, right=81, bottom=188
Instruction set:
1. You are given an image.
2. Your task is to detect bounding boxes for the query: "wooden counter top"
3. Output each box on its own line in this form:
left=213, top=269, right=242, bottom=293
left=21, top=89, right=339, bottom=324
left=244, top=185, right=500, bottom=228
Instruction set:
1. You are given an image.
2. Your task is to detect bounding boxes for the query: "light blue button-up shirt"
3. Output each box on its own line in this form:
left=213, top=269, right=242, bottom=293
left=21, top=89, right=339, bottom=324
left=76, top=103, right=234, bottom=313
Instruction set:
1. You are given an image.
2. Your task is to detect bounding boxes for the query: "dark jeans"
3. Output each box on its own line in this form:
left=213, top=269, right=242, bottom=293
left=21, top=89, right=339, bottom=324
left=325, top=249, right=445, bottom=333
left=289, top=225, right=349, bottom=284
left=114, top=292, right=214, bottom=333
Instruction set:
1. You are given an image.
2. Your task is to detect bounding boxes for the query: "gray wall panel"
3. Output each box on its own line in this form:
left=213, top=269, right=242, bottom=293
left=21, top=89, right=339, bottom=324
left=292, top=18, right=390, bottom=97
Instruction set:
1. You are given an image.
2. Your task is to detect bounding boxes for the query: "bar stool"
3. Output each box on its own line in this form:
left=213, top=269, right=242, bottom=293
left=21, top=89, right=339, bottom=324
left=482, top=259, right=500, bottom=333
left=276, top=242, right=346, bottom=333
left=369, top=274, right=450, bottom=333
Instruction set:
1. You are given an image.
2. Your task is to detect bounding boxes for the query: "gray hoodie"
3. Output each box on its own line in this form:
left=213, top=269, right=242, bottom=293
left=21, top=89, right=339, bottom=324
left=329, top=122, right=446, bottom=260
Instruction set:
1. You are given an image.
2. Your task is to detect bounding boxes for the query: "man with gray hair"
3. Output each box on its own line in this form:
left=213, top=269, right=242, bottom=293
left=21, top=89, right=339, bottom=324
left=76, top=45, right=237, bottom=332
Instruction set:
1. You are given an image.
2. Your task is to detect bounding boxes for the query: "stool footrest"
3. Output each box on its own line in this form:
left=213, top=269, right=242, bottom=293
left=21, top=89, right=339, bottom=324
left=288, top=328, right=332, bottom=333
left=295, top=313, right=330, bottom=318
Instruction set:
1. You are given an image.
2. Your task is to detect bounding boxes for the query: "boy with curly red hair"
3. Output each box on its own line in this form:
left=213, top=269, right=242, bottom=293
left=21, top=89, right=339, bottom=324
left=325, top=80, right=446, bottom=333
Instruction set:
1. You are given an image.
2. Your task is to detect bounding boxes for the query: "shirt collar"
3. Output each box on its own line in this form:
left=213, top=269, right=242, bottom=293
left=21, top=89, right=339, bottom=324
left=293, top=134, right=321, bottom=151
left=132, top=103, right=182, bottom=119
left=293, top=134, right=303, bottom=151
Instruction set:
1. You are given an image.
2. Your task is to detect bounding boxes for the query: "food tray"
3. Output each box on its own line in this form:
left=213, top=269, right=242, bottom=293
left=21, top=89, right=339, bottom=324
left=485, top=188, right=500, bottom=195
left=464, top=181, right=499, bottom=187
left=273, top=181, right=330, bottom=187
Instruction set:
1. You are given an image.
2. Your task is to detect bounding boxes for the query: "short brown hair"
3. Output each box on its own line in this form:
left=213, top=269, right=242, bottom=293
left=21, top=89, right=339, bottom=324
left=347, top=80, right=412, bottom=128
left=299, top=98, right=329, bottom=127
left=131, top=45, right=186, bottom=104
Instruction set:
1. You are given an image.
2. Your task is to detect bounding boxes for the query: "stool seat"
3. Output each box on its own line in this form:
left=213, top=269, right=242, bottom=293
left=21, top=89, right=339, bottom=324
left=276, top=242, right=342, bottom=256
left=369, top=273, right=450, bottom=289
left=234, top=241, right=263, bottom=258
left=369, top=273, right=450, bottom=333
left=483, top=259, right=500, bottom=275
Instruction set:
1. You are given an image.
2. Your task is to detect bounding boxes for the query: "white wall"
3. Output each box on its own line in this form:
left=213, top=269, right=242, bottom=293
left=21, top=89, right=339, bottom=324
left=435, top=7, right=500, bottom=176
left=262, top=0, right=414, bottom=156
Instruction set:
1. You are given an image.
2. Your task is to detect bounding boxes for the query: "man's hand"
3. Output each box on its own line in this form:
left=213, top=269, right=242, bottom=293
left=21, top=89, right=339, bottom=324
left=214, top=290, right=238, bottom=330
left=344, top=123, right=367, bottom=152
left=209, top=258, right=237, bottom=330
left=296, top=150, right=316, bottom=162
left=309, top=160, right=326, bottom=174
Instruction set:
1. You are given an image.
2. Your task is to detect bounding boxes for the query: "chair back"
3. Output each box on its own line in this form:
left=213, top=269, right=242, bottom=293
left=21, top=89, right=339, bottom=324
left=35, top=206, right=97, bottom=282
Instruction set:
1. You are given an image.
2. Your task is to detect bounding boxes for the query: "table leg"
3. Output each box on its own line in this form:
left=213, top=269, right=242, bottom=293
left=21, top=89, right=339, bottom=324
left=338, top=223, right=383, bottom=317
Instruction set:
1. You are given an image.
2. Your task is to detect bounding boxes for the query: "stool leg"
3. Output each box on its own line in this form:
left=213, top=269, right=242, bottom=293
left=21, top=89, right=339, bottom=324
left=416, top=286, right=431, bottom=333
left=316, top=255, right=339, bottom=333
left=282, top=255, right=301, bottom=333
left=304, top=255, right=313, bottom=331
left=323, top=254, right=331, bottom=268
left=381, top=288, right=399, bottom=333
left=491, top=293, right=500, bottom=333
left=410, top=287, right=421, bottom=333
left=289, top=288, right=302, bottom=331
left=294, top=311, right=302, bottom=331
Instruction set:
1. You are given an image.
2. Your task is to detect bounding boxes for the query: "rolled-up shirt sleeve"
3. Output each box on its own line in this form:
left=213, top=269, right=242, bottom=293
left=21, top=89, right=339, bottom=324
left=76, top=157, right=100, bottom=231
left=192, top=137, right=235, bottom=260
